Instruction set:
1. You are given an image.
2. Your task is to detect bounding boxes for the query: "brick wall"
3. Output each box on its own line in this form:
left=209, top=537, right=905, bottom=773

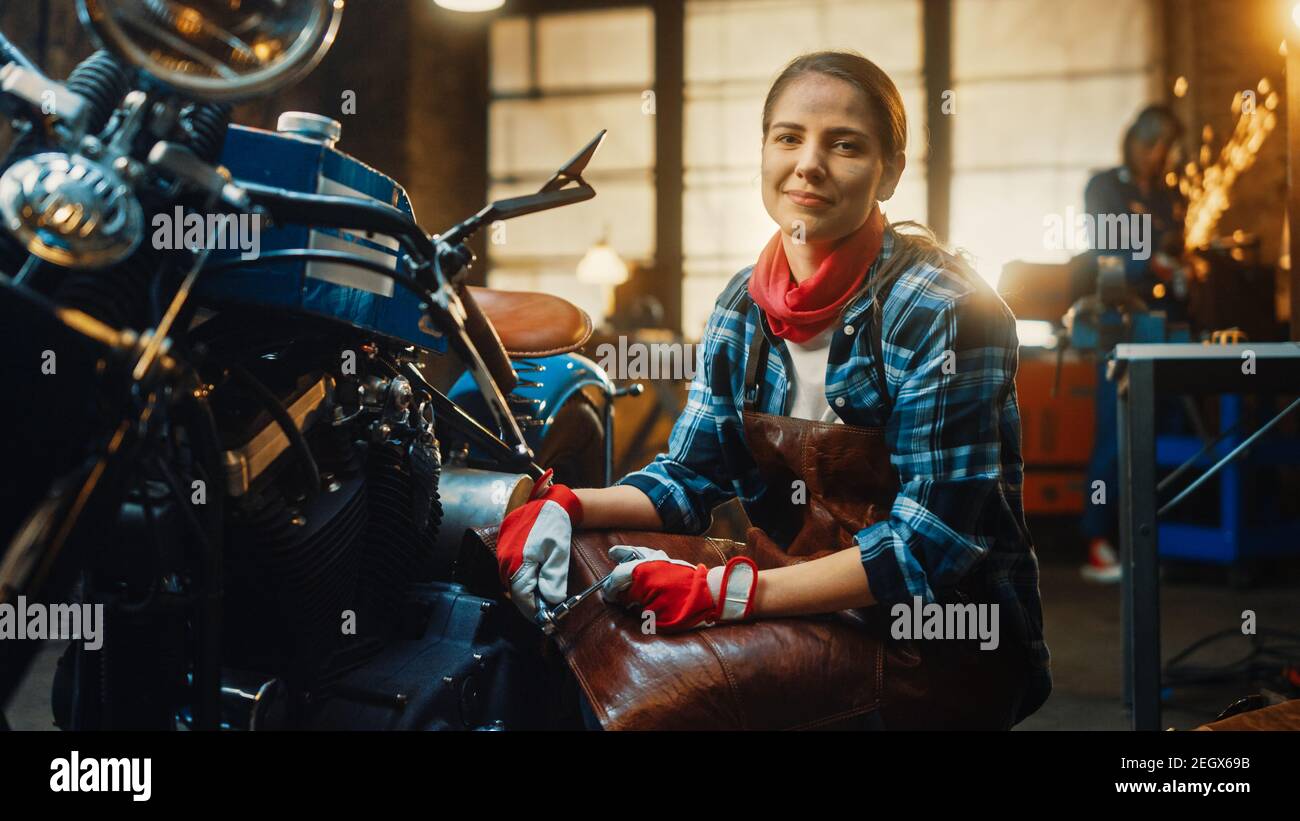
left=402, top=1, right=491, bottom=281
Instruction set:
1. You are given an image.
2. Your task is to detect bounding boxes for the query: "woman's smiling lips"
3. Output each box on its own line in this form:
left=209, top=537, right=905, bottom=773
left=785, top=189, right=832, bottom=207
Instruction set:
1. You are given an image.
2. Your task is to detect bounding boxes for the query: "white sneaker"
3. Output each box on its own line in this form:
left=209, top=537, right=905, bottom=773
left=1080, top=538, right=1122, bottom=584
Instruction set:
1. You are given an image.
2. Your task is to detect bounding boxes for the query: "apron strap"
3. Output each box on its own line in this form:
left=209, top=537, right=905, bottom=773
left=743, top=309, right=773, bottom=412
left=865, top=267, right=901, bottom=409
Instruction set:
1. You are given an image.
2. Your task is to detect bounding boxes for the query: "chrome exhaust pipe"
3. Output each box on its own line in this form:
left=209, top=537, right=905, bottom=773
left=435, top=467, right=535, bottom=564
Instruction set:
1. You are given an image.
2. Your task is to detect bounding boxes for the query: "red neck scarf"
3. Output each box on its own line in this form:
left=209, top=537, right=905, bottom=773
left=748, top=206, right=886, bottom=343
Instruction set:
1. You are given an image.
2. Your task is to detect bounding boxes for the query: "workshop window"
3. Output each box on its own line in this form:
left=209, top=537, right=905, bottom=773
left=681, top=0, right=928, bottom=335
left=948, top=0, right=1161, bottom=287
left=487, top=7, right=656, bottom=324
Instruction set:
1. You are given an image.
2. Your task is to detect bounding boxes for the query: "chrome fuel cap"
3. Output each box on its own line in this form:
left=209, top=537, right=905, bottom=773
left=276, top=111, right=342, bottom=147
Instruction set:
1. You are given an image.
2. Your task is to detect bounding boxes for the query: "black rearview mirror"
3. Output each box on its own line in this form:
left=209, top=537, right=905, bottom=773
left=439, top=130, right=606, bottom=247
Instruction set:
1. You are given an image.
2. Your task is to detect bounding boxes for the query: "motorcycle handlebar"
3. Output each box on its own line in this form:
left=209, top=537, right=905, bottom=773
left=240, top=181, right=439, bottom=264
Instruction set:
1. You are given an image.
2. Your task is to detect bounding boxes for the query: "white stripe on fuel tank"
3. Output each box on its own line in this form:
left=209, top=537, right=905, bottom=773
left=305, top=177, right=402, bottom=297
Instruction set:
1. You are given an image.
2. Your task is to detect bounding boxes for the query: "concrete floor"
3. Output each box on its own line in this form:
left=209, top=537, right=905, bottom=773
left=6, top=518, right=1298, bottom=731
left=1018, top=517, right=1300, bottom=730
left=1016, top=561, right=1300, bottom=730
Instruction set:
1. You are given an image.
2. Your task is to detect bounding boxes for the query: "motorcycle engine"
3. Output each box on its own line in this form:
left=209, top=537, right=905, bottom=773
left=204, top=328, right=443, bottom=690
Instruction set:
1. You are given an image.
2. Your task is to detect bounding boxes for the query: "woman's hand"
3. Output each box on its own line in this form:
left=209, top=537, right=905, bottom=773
left=600, top=546, right=757, bottom=632
left=496, top=471, right=584, bottom=621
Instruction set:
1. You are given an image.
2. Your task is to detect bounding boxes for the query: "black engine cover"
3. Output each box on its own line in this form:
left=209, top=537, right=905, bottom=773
left=295, top=582, right=584, bottom=731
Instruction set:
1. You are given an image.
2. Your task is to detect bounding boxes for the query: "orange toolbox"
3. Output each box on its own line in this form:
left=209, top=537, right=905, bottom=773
left=1015, top=348, right=1096, bottom=515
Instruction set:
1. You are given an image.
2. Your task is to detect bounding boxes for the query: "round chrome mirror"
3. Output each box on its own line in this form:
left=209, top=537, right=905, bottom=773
left=77, top=0, right=344, bottom=103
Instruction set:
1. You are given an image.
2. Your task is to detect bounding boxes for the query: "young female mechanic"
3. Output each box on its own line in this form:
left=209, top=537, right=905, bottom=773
left=496, top=51, right=1051, bottom=726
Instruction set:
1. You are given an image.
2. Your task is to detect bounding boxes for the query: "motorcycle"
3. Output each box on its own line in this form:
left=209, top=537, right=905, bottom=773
left=0, top=0, right=630, bottom=730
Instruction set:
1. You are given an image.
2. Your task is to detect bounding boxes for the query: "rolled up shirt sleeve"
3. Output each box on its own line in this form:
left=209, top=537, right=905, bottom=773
left=856, top=282, right=1021, bottom=608
left=615, top=299, right=741, bottom=535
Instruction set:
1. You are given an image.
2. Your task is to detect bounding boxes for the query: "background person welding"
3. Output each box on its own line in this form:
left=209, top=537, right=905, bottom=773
left=494, top=50, right=1050, bottom=728
left=1080, top=104, right=1188, bottom=582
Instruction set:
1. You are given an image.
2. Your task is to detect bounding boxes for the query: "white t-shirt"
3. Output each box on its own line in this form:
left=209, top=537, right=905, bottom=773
left=783, top=323, right=841, bottom=424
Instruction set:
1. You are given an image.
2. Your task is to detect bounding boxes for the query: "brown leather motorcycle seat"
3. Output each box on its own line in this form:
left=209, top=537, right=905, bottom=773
left=466, top=287, right=593, bottom=358
left=467, top=526, right=1029, bottom=731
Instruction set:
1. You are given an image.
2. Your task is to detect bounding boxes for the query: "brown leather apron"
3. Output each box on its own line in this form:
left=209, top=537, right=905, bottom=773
left=739, top=309, right=898, bottom=558
left=469, top=301, right=1031, bottom=730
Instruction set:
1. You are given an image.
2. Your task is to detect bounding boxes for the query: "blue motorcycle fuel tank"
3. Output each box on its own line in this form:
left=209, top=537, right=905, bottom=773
left=198, top=119, right=447, bottom=354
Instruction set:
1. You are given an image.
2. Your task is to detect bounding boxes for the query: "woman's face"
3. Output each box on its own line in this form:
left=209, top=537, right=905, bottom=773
left=761, top=73, right=905, bottom=246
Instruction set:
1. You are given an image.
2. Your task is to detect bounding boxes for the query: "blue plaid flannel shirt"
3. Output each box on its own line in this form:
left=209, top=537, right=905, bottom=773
left=616, top=230, right=1051, bottom=722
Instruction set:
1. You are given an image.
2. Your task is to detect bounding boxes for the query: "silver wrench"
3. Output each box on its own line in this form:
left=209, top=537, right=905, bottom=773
left=533, top=570, right=614, bottom=635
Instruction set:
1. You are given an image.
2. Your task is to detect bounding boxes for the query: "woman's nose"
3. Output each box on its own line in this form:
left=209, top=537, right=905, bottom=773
left=794, top=145, right=827, bottom=183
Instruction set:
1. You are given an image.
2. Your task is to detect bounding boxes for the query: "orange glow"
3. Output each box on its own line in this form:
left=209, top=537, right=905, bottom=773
left=175, top=7, right=202, bottom=37
left=1181, top=78, right=1278, bottom=252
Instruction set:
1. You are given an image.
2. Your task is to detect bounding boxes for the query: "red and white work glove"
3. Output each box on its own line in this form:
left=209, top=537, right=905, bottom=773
left=600, top=545, right=758, bottom=633
left=496, top=469, right=583, bottom=621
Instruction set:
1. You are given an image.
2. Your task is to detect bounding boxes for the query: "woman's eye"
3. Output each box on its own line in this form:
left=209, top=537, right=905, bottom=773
left=776, top=134, right=798, bottom=145
left=835, top=141, right=861, bottom=151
